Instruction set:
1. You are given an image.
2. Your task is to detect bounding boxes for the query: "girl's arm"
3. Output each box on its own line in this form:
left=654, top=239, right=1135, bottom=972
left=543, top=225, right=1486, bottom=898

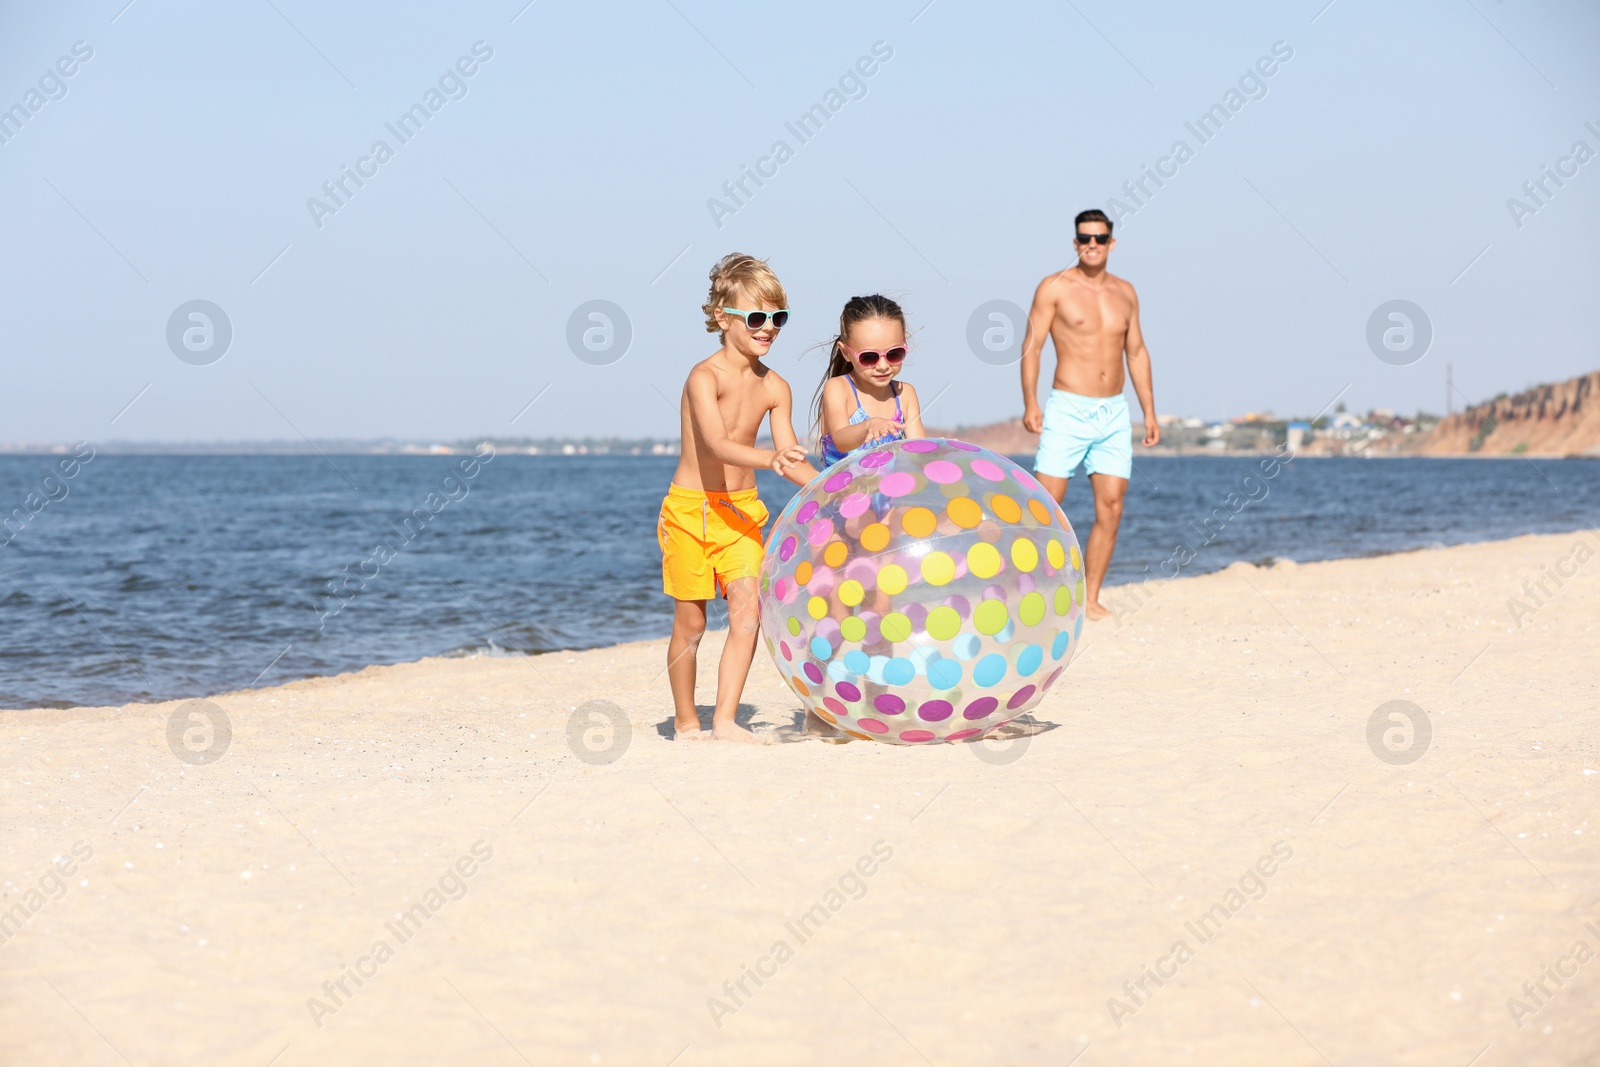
left=899, top=382, right=927, bottom=438
left=822, top=377, right=899, bottom=453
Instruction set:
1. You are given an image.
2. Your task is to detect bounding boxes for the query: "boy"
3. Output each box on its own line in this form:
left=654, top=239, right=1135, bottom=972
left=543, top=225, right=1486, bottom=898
left=660, top=253, right=817, bottom=741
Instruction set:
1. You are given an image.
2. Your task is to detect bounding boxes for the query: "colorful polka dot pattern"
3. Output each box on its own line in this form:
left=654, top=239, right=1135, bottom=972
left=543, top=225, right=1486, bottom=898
left=759, top=439, right=1084, bottom=745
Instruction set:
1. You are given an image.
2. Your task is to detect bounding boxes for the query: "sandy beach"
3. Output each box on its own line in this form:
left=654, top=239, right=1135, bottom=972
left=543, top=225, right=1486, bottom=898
left=2, top=530, right=1596, bottom=1066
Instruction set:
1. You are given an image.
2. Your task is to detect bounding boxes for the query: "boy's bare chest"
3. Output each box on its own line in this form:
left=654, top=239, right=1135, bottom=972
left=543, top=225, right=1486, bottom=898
left=715, top=385, right=770, bottom=439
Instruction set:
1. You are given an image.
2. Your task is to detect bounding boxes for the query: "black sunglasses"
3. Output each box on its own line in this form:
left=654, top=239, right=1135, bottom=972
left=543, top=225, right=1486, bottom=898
left=723, top=307, right=790, bottom=330
left=1075, top=232, right=1112, bottom=245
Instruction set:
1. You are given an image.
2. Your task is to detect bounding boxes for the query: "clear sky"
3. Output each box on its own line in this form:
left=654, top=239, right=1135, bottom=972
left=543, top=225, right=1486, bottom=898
left=2, top=0, right=1596, bottom=443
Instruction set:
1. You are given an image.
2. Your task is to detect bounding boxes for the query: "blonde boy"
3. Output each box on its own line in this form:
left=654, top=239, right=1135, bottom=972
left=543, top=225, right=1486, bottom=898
left=660, top=253, right=818, bottom=741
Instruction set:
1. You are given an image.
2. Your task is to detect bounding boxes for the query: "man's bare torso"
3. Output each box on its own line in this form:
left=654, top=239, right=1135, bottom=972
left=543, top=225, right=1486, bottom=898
left=672, top=356, right=774, bottom=492
left=1042, top=267, right=1136, bottom=397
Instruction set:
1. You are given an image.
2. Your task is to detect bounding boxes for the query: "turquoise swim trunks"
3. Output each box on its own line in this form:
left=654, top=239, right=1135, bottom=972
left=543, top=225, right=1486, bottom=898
left=1034, top=389, right=1132, bottom=480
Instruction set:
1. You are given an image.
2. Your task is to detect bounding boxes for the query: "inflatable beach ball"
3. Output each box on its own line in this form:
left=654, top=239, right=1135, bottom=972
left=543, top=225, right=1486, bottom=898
left=760, top=439, right=1085, bottom=745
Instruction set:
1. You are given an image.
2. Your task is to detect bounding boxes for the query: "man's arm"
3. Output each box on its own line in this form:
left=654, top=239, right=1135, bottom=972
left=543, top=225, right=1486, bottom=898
left=686, top=366, right=778, bottom=471
left=1019, top=276, right=1058, bottom=434
left=767, top=374, right=820, bottom=486
left=1123, top=285, right=1159, bottom=447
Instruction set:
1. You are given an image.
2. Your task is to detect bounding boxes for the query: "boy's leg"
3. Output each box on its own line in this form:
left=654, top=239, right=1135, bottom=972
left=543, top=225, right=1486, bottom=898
left=711, top=576, right=765, bottom=742
left=667, top=598, right=710, bottom=739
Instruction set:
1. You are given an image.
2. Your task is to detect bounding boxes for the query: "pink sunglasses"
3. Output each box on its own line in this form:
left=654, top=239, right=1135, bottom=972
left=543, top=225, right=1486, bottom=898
left=839, top=341, right=907, bottom=367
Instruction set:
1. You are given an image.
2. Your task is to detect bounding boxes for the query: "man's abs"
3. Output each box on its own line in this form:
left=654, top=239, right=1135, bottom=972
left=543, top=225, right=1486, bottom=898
left=1046, top=272, right=1131, bottom=396
left=1049, top=333, right=1127, bottom=397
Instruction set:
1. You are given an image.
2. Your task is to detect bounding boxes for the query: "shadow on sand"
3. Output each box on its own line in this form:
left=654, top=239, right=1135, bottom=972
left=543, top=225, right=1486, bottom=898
left=653, top=703, right=770, bottom=741
left=655, top=706, right=1061, bottom=747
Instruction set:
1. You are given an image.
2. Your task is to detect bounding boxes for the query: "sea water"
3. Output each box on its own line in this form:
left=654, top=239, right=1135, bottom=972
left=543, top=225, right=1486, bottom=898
left=1, top=452, right=1595, bottom=709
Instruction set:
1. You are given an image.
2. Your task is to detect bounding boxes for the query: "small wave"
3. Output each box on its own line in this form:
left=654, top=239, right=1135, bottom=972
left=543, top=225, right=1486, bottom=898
left=442, top=640, right=532, bottom=659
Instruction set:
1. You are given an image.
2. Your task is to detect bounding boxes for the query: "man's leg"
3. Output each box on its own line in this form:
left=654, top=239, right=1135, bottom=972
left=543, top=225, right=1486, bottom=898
left=667, top=598, right=709, bottom=739
left=1035, top=472, right=1069, bottom=505
left=1033, top=392, right=1081, bottom=506
left=1083, top=472, right=1128, bottom=620
left=712, top=577, right=764, bottom=742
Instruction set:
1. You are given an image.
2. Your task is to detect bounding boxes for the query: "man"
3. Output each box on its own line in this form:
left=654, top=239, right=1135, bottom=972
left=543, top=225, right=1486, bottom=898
left=1020, top=209, right=1159, bottom=620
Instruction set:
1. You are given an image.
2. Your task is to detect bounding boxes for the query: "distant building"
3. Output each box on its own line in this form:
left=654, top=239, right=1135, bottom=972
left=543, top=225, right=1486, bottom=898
left=1287, top=421, right=1310, bottom=453
left=1328, top=412, right=1365, bottom=439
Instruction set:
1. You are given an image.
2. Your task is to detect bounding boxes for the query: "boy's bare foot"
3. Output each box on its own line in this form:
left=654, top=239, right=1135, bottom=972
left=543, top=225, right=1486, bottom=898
left=1085, top=600, right=1113, bottom=621
left=712, top=720, right=770, bottom=744
left=674, top=718, right=710, bottom=741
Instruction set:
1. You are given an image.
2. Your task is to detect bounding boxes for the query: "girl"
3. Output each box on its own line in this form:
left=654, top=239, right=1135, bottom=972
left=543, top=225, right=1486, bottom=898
left=813, top=294, right=926, bottom=466
left=805, top=296, right=925, bottom=743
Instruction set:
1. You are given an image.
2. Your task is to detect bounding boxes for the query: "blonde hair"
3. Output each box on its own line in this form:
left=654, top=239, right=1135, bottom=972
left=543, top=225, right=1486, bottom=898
left=702, top=252, right=788, bottom=336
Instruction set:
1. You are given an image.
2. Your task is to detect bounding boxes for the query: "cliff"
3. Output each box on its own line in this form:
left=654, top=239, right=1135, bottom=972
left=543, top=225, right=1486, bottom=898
left=929, top=370, right=1600, bottom=459
left=925, top=418, right=1037, bottom=456
left=1418, top=370, right=1600, bottom=457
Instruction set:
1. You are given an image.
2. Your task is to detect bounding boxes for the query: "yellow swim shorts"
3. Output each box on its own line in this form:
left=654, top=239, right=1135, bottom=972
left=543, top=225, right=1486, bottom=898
left=658, top=484, right=770, bottom=601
